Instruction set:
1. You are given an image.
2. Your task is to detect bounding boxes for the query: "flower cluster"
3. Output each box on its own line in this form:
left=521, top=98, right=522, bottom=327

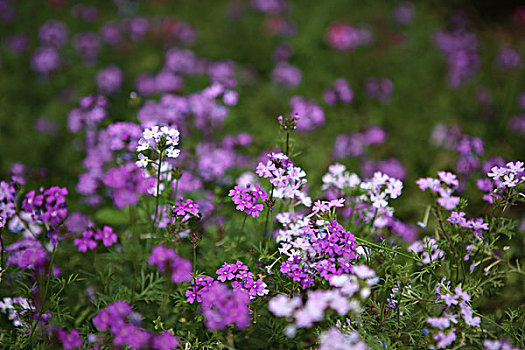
left=447, top=211, right=489, bottom=237
left=319, top=327, right=370, bottom=350
left=0, top=297, right=34, bottom=327
left=186, top=261, right=267, bottom=303
left=6, top=239, right=48, bottom=270
left=92, top=301, right=179, bottom=349
left=269, top=265, right=378, bottom=333
left=275, top=212, right=361, bottom=289
left=271, top=61, right=302, bottom=89
left=333, top=126, right=386, bottom=158
left=228, top=184, right=268, bottom=217
left=483, top=339, right=521, bottom=350
left=325, top=22, right=372, bottom=51
left=0, top=179, right=17, bottom=220
left=68, top=95, right=108, bottom=133
left=408, top=237, right=445, bottom=265
left=148, top=245, right=192, bottom=283
left=322, top=164, right=403, bottom=228
left=364, top=77, right=394, bottom=101
left=434, top=17, right=480, bottom=89
left=216, top=261, right=269, bottom=297
left=426, top=279, right=480, bottom=349
left=289, top=96, right=325, bottom=131
left=256, top=152, right=310, bottom=205
left=57, top=329, right=83, bottom=350
left=73, top=226, right=117, bottom=253
left=487, top=161, right=524, bottom=190
left=323, top=78, right=354, bottom=106
left=103, top=163, right=155, bottom=209
left=277, top=114, right=299, bottom=130
left=172, top=198, right=200, bottom=222
left=431, top=124, right=484, bottom=176
left=22, top=186, right=68, bottom=227
left=136, top=125, right=181, bottom=167
left=200, top=283, right=251, bottom=330
left=417, top=171, right=460, bottom=210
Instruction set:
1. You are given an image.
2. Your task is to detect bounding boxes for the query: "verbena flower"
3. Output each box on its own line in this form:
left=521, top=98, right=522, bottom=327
left=228, top=184, right=268, bottom=217
left=148, top=245, right=192, bottom=283
left=200, top=283, right=251, bottom=330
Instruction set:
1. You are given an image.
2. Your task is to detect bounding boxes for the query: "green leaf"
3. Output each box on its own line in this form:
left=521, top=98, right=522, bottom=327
left=95, top=207, right=130, bottom=225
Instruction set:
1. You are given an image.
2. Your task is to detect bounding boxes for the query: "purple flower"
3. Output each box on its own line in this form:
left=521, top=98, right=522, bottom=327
left=228, top=184, right=268, bottom=218
left=31, top=47, right=60, bottom=74
left=73, top=32, right=100, bottom=63
left=152, top=331, right=179, bottom=350
left=497, top=46, right=522, bottom=70
left=200, top=283, right=251, bottom=330
left=6, top=239, right=48, bottom=270
left=57, top=329, right=83, bottom=349
left=94, top=226, right=117, bottom=247
left=39, top=20, right=68, bottom=48
left=290, top=96, right=325, bottom=131
left=149, top=245, right=192, bottom=283
left=365, top=77, right=394, bottom=101
left=323, top=78, right=354, bottom=106
left=271, top=61, right=302, bottom=89
left=96, top=65, right=124, bottom=94
left=325, top=22, right=372, bottom=51
left=74, top=229, right=97, bottom=253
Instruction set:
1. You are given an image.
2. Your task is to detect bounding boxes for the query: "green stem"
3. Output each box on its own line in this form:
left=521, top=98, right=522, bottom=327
left=285, top=131, right=290, bottom=156
left=152, top=152, right=164, bottom=231
left=192, top=245, right=198, bottom=314
left=355, top=236, right=420, bottom=263
left=238, top=215, right=247, bottom=246
left=29, top=245, right=57, bottom=345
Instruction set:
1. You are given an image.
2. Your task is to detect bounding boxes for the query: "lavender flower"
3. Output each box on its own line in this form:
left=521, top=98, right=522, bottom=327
left=200, top=283, right=251, bottom=330
left=96, top=65, right=124, bottom=94
left=272, top=62, right=302, bottom=89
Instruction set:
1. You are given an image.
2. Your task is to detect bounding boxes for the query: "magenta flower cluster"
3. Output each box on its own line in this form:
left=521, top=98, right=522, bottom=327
left=200, top=282, right=251, bottom=330
left=186, top=261, right=267, bottom=303
left=216, top=261, right=269, bottom=297
left=172, top=198, right=200, bottom=222
left=228, top=184, right=268, bottom=218
left=148, top=245, right=192, bottom=283
left=92, top=301, right=179, bottom=349
left=323, top=78, right=354, bottom=106
left=73, top=226, right=117, bottom=253
left=22, top=186, right=68, bottom=227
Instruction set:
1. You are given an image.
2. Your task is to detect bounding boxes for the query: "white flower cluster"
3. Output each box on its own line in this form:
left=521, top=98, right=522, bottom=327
left=0, top=297, right=34, bottom=327
left=136, top=125, right=181, bottom=168
left=322, top=163, right=403, bottom=227
left=487, top=161, right=524, bottom=188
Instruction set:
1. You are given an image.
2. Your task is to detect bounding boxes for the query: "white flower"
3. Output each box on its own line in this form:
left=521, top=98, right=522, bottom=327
left=165, top=147, right=180, bottom=159
left=136, top=138, right=149, bottom=152
left=136, top=153, right=149, bottom=168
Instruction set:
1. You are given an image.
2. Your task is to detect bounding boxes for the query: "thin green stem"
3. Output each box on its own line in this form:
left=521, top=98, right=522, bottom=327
left=238, top=215, right=247, bottom=246
left=355, top=236, right=420, bottom=263
left=285, top=131, right=290, bottom=156
left=29, top=245, right=57, bottom=345
left=192, top=245, right=198, bottom=314
left=152, top=152, right=164, bottom=231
